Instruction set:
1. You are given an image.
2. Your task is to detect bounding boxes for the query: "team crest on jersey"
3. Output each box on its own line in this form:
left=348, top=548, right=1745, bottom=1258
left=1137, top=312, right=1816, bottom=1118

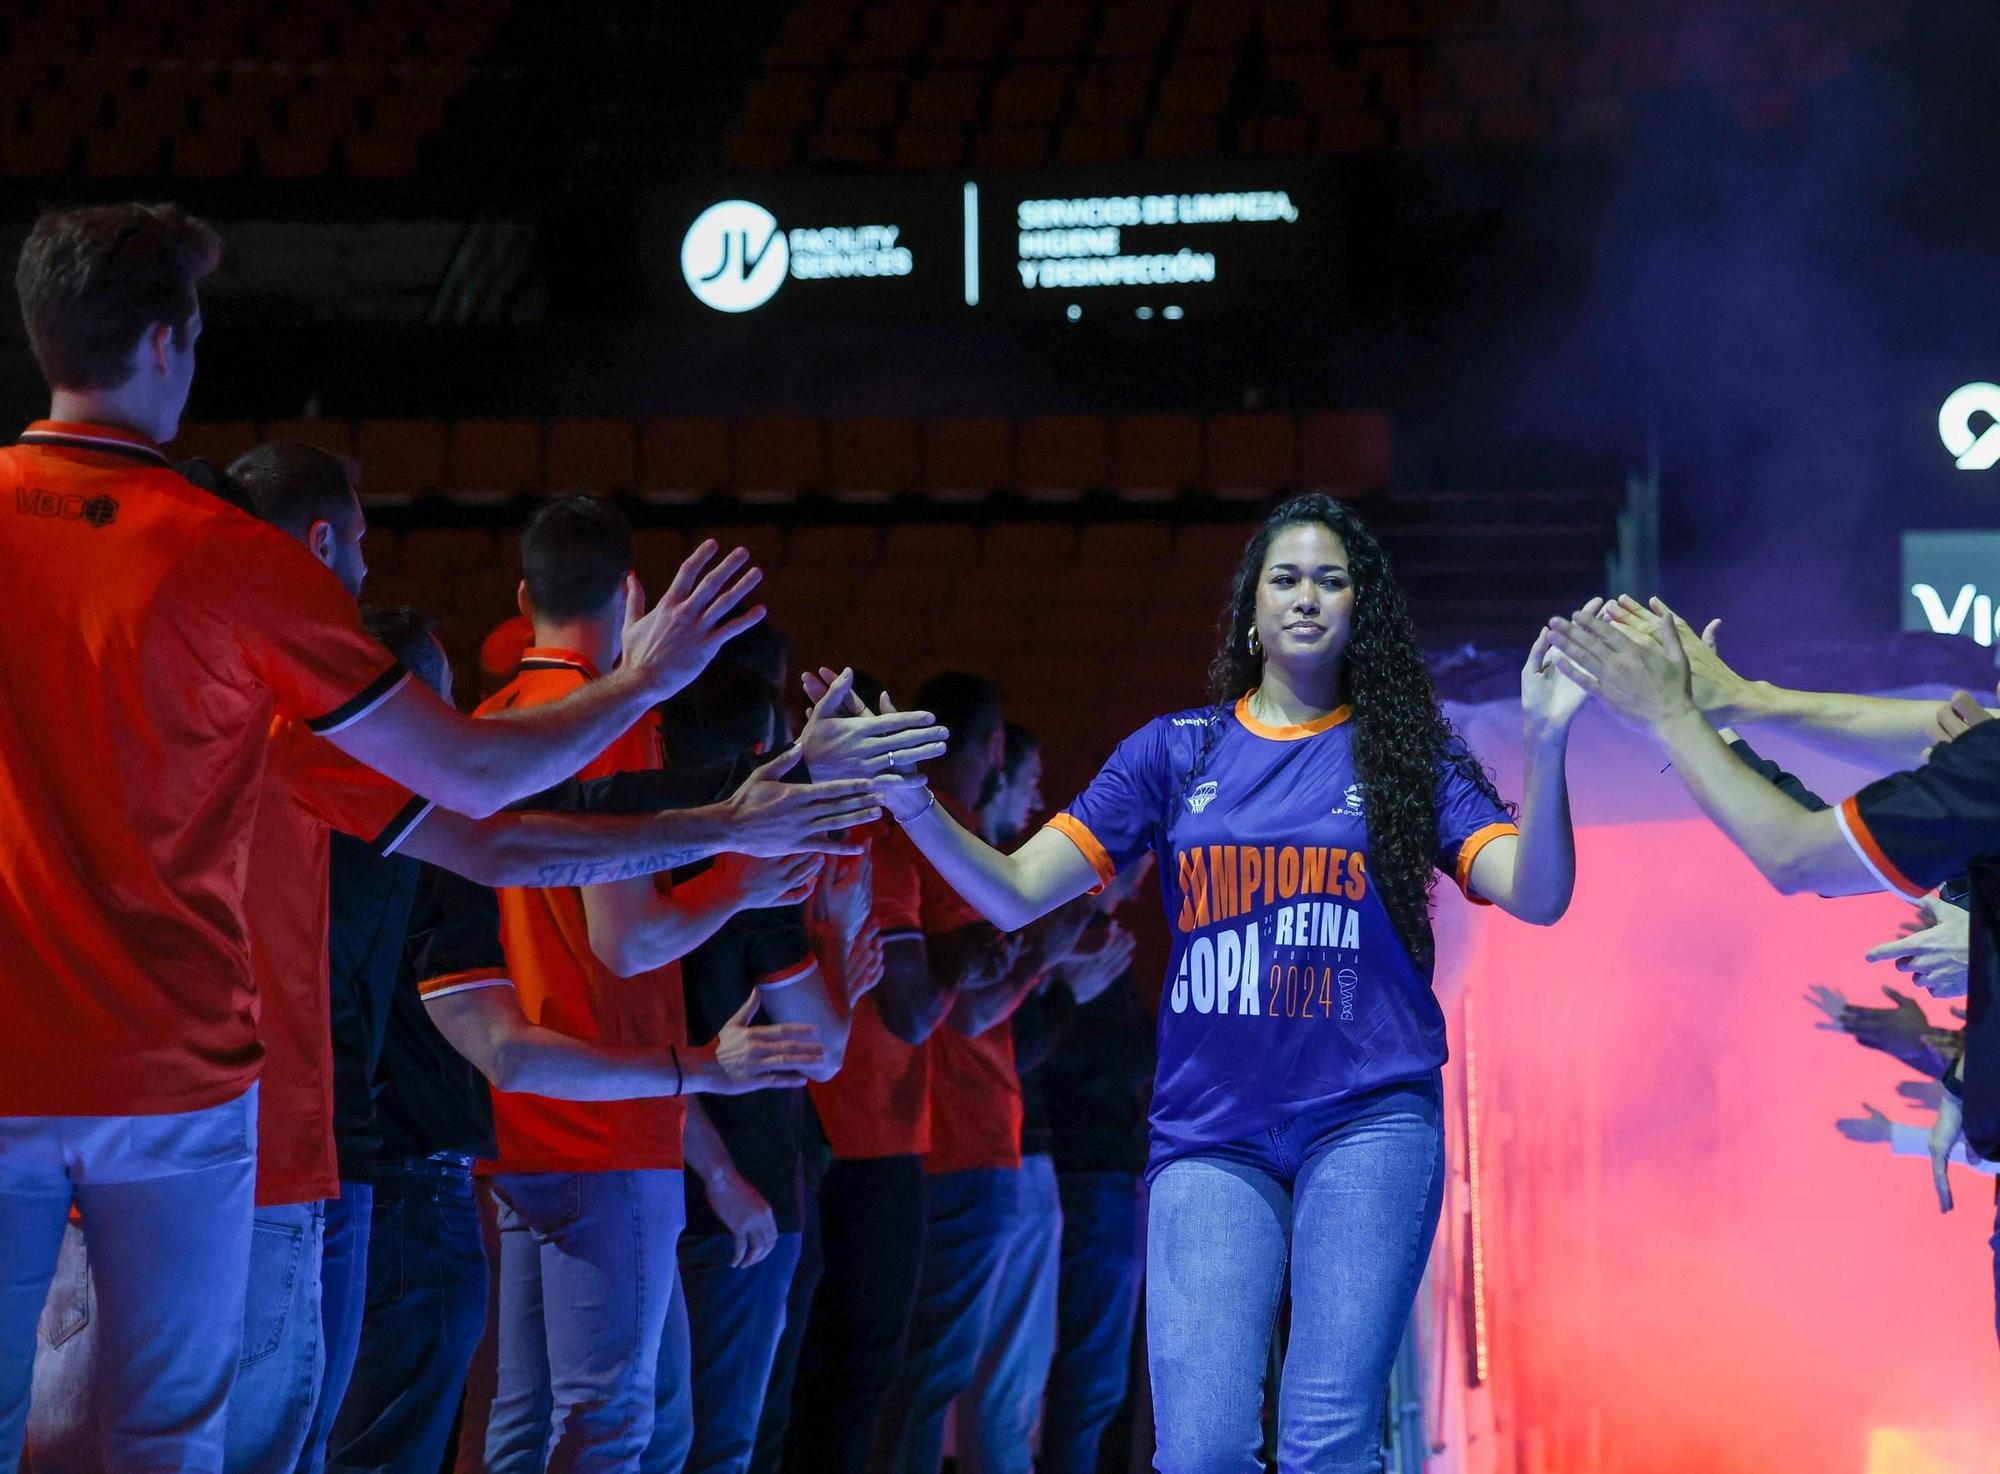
left=1332, top=783, right=1364, bottom=817
left=1187, top=780, right=1219, bottom=814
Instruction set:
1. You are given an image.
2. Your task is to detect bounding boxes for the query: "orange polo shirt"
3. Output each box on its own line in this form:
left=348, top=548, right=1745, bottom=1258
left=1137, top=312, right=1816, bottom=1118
left=810, top=823, right=933, bottom=1160
left=250, top=720, right=430, bottom=1205
left=915, top=797, right=1024, bottom=1176
left=474, top=648, right=685, bottom=1173
left=0, top=421, right=406, bottom=1117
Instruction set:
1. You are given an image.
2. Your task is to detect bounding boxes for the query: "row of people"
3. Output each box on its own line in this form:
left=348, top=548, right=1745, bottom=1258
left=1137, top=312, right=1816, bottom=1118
left=2, top=198, right=1610, bottom=1471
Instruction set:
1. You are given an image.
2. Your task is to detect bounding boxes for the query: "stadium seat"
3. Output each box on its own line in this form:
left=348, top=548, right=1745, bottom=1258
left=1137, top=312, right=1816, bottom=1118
left=1157, top=56, right=1236, bottom=117
left=640, top=418, right=731, bottom=498
left=883, top=521, right=979, bottom=572
left=981, top=522, right=1078, bottom=568
left=850, top=6, right=933, bottom=66
left=399, top=526, right=498, bottom=587
left=1172, top=521, right=1259, bottom=580
left=922, top=418, right=1015, bottom=496
left=1265, top=51, right=1371, bottom=112
left=1243, top=115, right=1316, bottom=155
left=932, top=6, right=1013, bottom=65
left=262, top=10, right=336, bottom=62
left=448, top=419, right=543, bottom=495
left=727, top=129, right=801, bottom=170
left=1093, top=1, right=1173, bottom=58
left=631, top=528, right=694, bottom=592
left=1204, top=412, right=1297, bottom=493
left=905, top=68, right=986, bottom=129
left=1264, top=0, right=1344, bottom=51
left=284, top=79, right=364, bottom=140
left=829, top=418, right=922, bottom=496
left=732, top=418, right=825, bottom=495
left=369, top=79, right=452, bottom=139
left=545, top=418, right=638, bottom=492
left=359, top=525, right=399, bottom=581
left=172, top=421, right=259, bottom=470
left=1317, top=109, right=1394, bottom=152
left=257, top=133, right=335, bottom=179
left=1014, top=3, right=1094, bottom=62
left=1077, top=520, right=1175, bottom=568
left=172, top=129, right=249, bottom=178
left=697, top=522, right=788, bottom=577
left=1186, top=0, right=1259, bottom=53
left=767, top=2, right=856, bottom=67
left=1110, top=414, right=1203, bottom=495
left=1297, top=410, right=1392, bottom=492
left=808, top=128, right=883, bottom=168
left=345, top=130, right=423, bottom=179
left=1056, top=120, right=1134, bottom=166
left=823, top=69, right=904, bottom=132
left=354, top=419, right=448, bottom=498
left=978, top=125, right=1050, bottom=169
left=890, top=126, right=965, bottom=169
left=82, top=131, right=162, bottom=178
left=789, top=524, right=884, bottom=570
left=743, top=71, right=821, bottom=132
left=1016, top=415, right=1111, bottom=496
left=1143, top=116, right=1218, bottom=159
left=1070, top=59, right=1155, bottom=122
left=261, top=419, right=357, bottom=461
left=991, top=64, right=1073, bottom=126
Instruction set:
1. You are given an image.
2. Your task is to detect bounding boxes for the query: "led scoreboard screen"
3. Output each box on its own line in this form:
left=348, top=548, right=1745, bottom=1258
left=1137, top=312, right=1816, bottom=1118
left=652, top=163, right=1340, bottom=322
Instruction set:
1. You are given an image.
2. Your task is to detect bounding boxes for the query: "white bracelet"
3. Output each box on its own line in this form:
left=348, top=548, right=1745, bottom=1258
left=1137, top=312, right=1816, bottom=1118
left=896, top=789, right=937, bottom=825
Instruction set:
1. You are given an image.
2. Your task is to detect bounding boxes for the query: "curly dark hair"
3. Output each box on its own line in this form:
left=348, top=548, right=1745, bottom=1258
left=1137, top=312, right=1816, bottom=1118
left=1180, top=494, right=1507, bottom=969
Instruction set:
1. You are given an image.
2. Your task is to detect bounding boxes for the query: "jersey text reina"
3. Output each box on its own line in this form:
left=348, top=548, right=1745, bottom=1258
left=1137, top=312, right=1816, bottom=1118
left=1168, top=840, right=1367, bottom=1021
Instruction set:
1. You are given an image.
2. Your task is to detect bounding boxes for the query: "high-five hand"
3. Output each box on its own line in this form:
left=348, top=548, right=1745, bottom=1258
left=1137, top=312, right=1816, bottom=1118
left=798, top=666, right=950, bottom=779
left=1605, top=596, right=1746, bottom=719
left=721, top=745, right=887, bottom=858
left=1547, top=598, right=1698, bottom=735
left=1521, top=597, right=1601, bottom=738
left=620, top=540, right=768, bottom=702
left=801, top=667, right=937, bottom=821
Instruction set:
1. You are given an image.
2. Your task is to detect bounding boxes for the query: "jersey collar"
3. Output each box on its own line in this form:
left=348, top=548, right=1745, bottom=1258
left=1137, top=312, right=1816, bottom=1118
left=1234, top=692, right=1352, bottom=741
left=516, top=646, right=599, bottom=679
left=18, top=419, right=172, bottom=467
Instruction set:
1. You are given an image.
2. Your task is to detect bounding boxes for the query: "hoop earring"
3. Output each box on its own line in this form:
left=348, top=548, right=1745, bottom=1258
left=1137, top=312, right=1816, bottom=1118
left=1246, top=626, right=1262, bottom=656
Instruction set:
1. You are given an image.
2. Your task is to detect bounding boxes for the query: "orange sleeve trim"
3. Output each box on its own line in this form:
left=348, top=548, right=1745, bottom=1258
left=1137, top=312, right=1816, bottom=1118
left=757, top=957, right=819, bottom=991
left=1046, top=813, right=1114, bottom=892
left=418, top=969, right=514, bottom=1001
left=1835, top=797, right=1927, bottom=900
left=1453, top=822, right=1520, bottom=905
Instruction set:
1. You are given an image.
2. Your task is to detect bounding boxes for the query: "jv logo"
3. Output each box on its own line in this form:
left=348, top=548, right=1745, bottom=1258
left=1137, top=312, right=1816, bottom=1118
left=681, top=200, right=788, bottom=314
left=1940, top=383, right=2000, bottom=471
left=15, top=487, right=117, bottom=528
left=1187, top=781, right=1219, bottom=814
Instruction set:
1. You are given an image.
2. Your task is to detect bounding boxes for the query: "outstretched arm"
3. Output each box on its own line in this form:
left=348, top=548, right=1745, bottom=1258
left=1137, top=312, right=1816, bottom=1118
left=1464, top=624, right=1585, bottom=924
left=330, top=542, right=764, bottom=816
left=1550, top=602, right=1875, bottom=896
left=1607, top=596, right=1993, bottom=771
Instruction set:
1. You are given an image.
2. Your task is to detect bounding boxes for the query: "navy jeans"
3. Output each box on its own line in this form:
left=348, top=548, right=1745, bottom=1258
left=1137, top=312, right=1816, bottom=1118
left=300, top=1181, right=372, bottom=1474
left=1041, top=1171, right=1144, bottom=1474
left=329, top=1163, right=486, bottom=1474
left=870, top=1168, right=1021, bottom=1474
left=659, top=1230, right=801, bottom=1474
left=1146, top=1076, right=1444, bottom=1474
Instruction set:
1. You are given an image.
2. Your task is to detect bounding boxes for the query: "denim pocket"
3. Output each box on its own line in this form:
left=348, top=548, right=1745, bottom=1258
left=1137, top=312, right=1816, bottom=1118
left=36, top=1228, right=92, bottom=1350
left=127, top=1086, right=256, bottom=1173
left=239, top=1215, right=306, bottom=1366
left=495, top=1171, right=583, bottom=1235
left=364, top=1195, right=406, bottom=1311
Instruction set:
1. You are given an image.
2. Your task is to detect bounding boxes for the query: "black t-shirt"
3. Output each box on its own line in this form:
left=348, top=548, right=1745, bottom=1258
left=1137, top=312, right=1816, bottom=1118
left=1012, top=982, right=1077, bottom=1159
left=362, top=759, right=748, bottom=1173
left=680, top=898, right=816, bottom=1236
left=369, top=862, right=507, bottom=1168
left=1042, top=963, right=1156, bottom=1176
left=1837, top=722, right=2000, bottom=1156
left=327, top=835, right=426, bottom=1177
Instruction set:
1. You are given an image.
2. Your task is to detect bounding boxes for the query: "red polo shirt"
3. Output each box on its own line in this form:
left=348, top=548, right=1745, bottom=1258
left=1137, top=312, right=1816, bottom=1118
left=0, top=421, right=406, bottom=1117
left=474, top=648, right=685, bottom=1174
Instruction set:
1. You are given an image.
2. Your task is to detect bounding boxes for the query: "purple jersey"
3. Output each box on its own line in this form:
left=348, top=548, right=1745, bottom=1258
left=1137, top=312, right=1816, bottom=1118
left=1048, top=695, right=1516, bottom=1175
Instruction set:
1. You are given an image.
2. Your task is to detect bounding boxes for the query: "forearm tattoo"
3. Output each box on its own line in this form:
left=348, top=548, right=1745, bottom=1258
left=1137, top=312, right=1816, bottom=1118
left=536, top=847, right=707, bottom=888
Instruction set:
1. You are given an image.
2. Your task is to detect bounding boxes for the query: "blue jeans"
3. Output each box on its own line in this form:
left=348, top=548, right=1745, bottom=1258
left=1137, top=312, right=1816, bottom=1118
left=484, top=1169, right=685, bottom=1474
left=3, top=1089, right=258, bottom=1474
left=300, top=1182, right=372, bottom=1474
left=329, top=1163, right=486, bottom=1474
left=956, top=1155, right=1061, bottom=1474
left=1146, top=1076, right=1444, bottom=1474
left=1041, top=1172, right=1144, bottom=1474
left=656, top=1230, right=801, bottom=1474
left=871, top=1168, right=1021, bottom=1474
